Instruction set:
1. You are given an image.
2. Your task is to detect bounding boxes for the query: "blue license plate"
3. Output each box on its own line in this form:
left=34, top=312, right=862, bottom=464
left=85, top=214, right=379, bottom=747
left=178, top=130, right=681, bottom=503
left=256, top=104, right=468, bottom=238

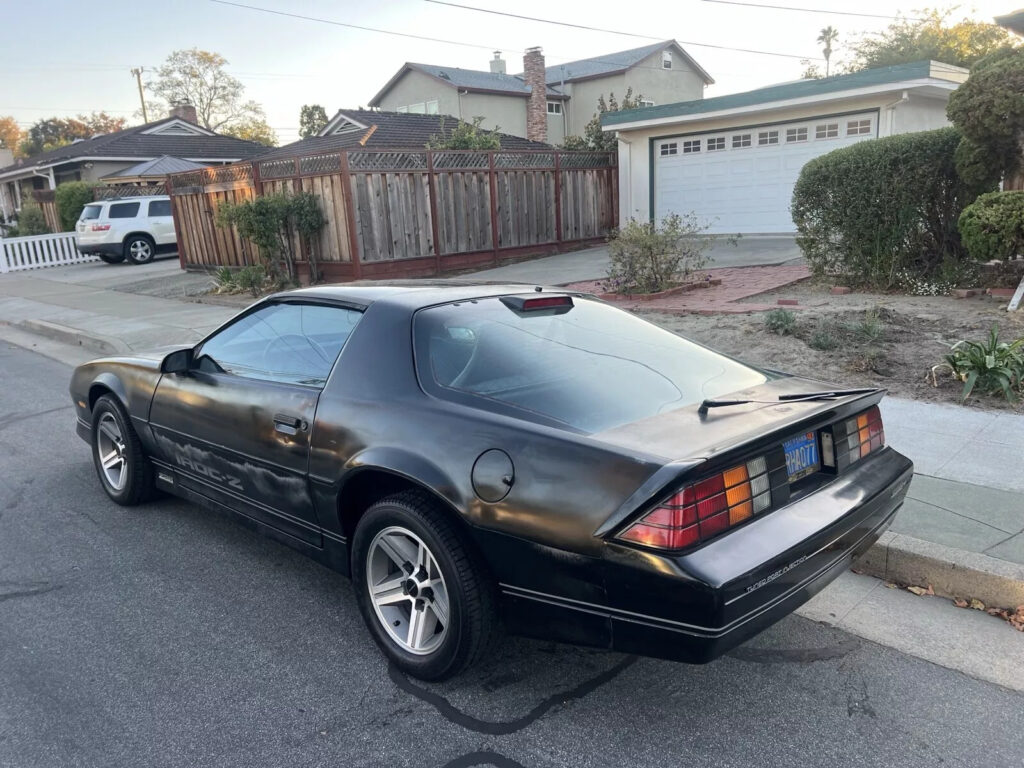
left=783, top=432, right=819, bottom=483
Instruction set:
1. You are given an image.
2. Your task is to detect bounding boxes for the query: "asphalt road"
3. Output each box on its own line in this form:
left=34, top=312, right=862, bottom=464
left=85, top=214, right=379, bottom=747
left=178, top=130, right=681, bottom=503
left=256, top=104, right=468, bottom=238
left=1, top=341, right=1021, bottom=768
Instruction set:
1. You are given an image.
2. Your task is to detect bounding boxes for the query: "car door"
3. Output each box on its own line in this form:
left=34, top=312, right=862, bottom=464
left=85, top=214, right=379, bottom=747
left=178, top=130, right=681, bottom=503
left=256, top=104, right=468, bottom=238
left=145, top=199, right=175, bottom=246
left=148, top=300, right=362, bottom=545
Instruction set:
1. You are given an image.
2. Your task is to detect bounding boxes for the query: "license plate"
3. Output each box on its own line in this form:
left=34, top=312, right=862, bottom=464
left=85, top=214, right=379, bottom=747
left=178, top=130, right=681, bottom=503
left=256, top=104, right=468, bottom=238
left=783, top=432, right=819, bottom=483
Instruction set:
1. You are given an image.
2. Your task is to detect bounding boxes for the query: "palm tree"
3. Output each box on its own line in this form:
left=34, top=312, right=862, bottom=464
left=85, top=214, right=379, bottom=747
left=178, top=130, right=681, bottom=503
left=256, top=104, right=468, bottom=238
left=818, top=26, right=839, bottom=76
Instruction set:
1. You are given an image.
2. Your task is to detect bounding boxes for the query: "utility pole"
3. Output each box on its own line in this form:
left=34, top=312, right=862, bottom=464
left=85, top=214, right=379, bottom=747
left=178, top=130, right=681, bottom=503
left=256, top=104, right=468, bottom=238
left=130, top=67, right=148, bottom=123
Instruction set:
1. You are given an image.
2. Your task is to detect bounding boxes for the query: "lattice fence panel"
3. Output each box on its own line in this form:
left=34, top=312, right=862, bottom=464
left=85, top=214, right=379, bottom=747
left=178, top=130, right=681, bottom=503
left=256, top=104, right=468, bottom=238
left=559, top=152, right=615, bottom=169
left=348, top=151, right=428, bottom=172
left=259, top=159, right=297, bottom=179
left=299, top=153, right=342, bottom=175
left=432, top=152, right=490, bottom=170
left=211, top=164, right=253, bottom=184
left=495, top=152, right=555, bottom=169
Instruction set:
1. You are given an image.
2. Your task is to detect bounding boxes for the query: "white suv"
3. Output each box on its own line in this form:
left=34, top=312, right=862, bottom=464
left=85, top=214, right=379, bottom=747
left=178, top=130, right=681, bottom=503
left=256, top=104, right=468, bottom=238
left=75, top=196, right=177, bottom=265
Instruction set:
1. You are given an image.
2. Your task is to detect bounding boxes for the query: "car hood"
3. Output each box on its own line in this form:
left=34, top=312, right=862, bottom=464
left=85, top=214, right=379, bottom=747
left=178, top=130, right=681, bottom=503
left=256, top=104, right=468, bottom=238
left=590, top=376, right=884, bottom=464
left=86, top=344, right=193, bottom=369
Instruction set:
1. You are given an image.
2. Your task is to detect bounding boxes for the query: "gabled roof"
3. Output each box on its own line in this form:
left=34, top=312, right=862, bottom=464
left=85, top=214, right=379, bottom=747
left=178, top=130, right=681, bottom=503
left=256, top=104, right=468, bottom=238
left=0, top=116, right=267, bottom=178
left=602, top=60, right=968, bottom=128
left=996, top=8, right=1024, bottom=33
left=369, top=63, right=566, bottom=106
left=542, top=40, right=714, bottom=86
left=100, top=155, right=209, bottom=180
left=252, top=109, right=551, bottom=161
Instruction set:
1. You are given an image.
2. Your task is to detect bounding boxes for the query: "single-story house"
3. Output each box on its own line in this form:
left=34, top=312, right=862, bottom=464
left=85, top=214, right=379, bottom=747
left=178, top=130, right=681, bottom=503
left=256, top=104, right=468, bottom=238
left=99, top=155, right=209, bottom=187
left=367, top=41, right=712, bottom=145
left=251, top=108, right=552, bottom=162
left=602, top=60, right=969, bottom=234
left=0, top=105, right=266, bottom=222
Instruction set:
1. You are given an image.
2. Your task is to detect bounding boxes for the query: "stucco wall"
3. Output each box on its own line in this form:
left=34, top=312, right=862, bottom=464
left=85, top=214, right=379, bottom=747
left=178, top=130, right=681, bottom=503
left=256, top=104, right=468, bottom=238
left=625, top=49, right=706, bottom=111
left=612, top=92, right=946, bottom=223
left=459, top=92, right=528, bottom=137
left=563, top=74, right=625, bottom=138
left=374, top=70, right=460, bottom=119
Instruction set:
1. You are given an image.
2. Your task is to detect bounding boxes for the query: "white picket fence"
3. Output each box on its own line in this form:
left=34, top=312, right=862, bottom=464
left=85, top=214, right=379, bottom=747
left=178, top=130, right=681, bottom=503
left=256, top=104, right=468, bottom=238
left=0, top=232, right=99, bottom=274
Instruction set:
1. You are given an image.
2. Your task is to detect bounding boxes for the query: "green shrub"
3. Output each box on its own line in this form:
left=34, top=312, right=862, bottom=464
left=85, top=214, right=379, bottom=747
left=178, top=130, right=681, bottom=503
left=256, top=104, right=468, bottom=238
left=235, top=265, right=267, bottom=297
left=941, top=327, right=1024, bottom=402
left=958, top=191, right=1024, bottom=262
left=54, top=181, right=96, bottom=231
left=792, top=127, right=994, bottom=289
left=15, top=202, right=49, bottom=235
left=808, top=319, right=840, bottom=351
left=605, top=213, right=712, bottom=295
left=853, top=308, right=886, bottom=343
left=764, top=308, right=797, bottom=336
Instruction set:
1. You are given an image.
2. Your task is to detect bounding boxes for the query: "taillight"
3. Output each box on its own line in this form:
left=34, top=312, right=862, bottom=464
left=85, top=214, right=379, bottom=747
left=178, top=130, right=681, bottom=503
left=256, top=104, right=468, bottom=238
left=91, top=223, right=111, bottom=231
left=619, top=456, right=773, bottom=551
left=824, top=405, right=884, bottom=470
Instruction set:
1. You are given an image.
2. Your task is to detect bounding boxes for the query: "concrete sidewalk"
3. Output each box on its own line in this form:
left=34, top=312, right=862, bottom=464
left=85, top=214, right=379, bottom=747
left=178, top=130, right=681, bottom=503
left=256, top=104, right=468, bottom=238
left=1, top=260, right=1021, bottom=608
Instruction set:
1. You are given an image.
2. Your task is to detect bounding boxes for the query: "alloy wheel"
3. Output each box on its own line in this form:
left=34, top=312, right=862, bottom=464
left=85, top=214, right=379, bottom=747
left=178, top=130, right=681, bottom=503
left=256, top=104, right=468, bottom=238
left=129, top=240, right=152, bottom=261
left=366, top=526, right=450, bottom=655
left=95, top=412, right=128, bottom=491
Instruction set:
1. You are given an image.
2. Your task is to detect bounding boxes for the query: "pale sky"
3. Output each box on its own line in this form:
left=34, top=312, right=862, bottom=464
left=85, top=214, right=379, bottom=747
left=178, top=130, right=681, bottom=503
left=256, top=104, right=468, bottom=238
left=0, top=1, right=1013, bottom=146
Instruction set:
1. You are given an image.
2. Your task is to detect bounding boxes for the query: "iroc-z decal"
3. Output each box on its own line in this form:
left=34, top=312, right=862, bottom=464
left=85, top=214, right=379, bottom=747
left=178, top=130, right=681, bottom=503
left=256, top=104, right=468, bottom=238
left=175, top=453, right=244, bottom=491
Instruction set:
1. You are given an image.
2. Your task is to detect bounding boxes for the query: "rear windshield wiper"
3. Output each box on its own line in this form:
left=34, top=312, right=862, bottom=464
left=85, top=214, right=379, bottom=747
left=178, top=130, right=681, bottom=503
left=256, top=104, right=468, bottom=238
left=698, top=388, right=880, bottom=415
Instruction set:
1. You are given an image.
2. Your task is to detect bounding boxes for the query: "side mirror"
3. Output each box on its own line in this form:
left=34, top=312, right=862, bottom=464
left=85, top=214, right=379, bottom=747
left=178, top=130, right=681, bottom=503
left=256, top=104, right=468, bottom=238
left=161, top=348, right=194, bottom=374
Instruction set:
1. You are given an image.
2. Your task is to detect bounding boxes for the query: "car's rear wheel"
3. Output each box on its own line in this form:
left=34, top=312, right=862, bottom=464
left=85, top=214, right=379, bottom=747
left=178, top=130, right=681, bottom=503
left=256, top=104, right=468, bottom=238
left=124, top=235, right=155, bottom=265
left=90, top=394, right=155, bottom=505
left=98, top=253, right=126, bottom=264
left=351, top=491, right=498, bottom=681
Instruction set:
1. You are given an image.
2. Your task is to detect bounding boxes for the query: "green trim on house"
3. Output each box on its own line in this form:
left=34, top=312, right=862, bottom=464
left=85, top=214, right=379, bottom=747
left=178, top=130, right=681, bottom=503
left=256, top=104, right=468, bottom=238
left=604, top=60, right=947, bottom=128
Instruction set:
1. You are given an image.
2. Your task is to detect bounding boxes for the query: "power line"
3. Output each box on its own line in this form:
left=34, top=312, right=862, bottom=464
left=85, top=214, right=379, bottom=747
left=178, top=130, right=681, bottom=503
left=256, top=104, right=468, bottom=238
left=424, top=0, right=817, bottom=60
left=699, top=1, right=925, bottom=21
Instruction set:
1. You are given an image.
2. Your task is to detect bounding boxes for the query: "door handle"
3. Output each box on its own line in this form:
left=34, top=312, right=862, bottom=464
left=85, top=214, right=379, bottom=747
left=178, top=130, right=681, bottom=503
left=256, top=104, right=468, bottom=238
left=273, top=413, right=306, bottom=434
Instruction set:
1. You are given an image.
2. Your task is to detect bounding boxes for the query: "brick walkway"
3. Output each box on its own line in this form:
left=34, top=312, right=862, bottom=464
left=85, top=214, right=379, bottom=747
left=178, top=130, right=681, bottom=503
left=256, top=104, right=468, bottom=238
left=565, top=264, right=811, bottom=314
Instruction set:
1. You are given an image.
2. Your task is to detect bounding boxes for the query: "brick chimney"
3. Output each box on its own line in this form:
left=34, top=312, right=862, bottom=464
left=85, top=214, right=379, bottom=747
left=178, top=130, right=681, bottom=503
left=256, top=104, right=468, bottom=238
left=489, top=51, right=506, bottom=75
left=523, top=47, right=547, bottom=143
left=169, top=100, right=198, bottom=125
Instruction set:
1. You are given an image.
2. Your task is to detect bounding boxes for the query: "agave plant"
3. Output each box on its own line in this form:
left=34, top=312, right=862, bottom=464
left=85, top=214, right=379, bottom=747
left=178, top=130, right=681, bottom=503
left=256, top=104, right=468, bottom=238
left=942, top=327, right=1024, bottom=402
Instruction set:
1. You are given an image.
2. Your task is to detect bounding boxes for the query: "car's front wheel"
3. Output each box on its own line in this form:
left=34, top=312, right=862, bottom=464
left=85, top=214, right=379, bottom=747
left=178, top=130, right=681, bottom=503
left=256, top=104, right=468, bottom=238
left=124, top=235, right=156, bottom=265
left=351, top=491, right=498, bottom=681
left=90, top=394, right=155, bottom=505
left=98, top=253, right=126, bottom=264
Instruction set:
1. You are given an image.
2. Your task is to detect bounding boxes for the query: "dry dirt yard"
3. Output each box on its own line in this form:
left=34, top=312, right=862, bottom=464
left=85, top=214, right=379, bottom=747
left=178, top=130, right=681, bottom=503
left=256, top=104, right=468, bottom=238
left=642, top=280, right=1024, bottom=412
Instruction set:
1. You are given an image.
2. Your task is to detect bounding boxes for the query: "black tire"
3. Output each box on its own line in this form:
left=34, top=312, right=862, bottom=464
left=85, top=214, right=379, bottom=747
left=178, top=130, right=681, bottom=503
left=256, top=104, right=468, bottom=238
left=351, top=490, right=499, bottom=681
left=124, top=235, right=156, bottom=265
left=90, top=394, right=156, bottom=506
left=98, top=253, right=126, bottom=264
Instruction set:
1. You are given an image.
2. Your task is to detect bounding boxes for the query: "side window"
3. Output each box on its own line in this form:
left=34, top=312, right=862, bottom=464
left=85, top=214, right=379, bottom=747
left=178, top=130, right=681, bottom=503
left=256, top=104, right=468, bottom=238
left=148, top=199, right=172, bottom=217
left=108, top=202, right=141, bottom=219
left=195, top=302, right=362, bottom=387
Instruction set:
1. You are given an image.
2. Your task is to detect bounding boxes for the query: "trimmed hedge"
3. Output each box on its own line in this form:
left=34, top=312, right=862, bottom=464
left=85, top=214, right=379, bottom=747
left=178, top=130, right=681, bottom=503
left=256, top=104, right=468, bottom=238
left=791, top=127, right=993, bottom=288
left=959, top=191, right=1024, bottom=262
left=54, top=181, right=97, bottom=232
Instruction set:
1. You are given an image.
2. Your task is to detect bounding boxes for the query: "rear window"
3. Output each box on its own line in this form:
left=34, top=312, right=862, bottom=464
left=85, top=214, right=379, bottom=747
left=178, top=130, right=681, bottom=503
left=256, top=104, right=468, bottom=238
left=414, top=296, right=768, bottom=433
left=108, top=202, right=140, bottom=219
left=147, top=199, right=171, bottom=217
left=81, top=205, right=102, bottom=220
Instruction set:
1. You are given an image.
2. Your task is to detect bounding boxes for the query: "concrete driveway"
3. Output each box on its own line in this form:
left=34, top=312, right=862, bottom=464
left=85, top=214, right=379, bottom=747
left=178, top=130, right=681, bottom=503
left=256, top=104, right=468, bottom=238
left=467, top=235, right=803, bottom=285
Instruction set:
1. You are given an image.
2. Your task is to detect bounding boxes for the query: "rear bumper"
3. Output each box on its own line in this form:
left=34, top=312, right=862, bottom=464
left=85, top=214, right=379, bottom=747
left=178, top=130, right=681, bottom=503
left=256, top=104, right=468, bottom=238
left=498, top=448, right=913, bottom=663
left=76, top=242, right=122, bottom=256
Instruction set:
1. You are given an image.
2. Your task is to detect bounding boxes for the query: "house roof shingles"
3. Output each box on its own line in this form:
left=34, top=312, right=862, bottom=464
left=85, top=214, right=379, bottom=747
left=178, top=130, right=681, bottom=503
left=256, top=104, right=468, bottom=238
left=407, top=63, right=565, bottom=97
left=602, top=60, right=967, bottom=128
left=542, top=40, right=714, bottom=85
left=253, top=110, right=552, bottom=162
left=101, top=156, right=209, bottom=179
left=0, top=117, right=267, bottom=177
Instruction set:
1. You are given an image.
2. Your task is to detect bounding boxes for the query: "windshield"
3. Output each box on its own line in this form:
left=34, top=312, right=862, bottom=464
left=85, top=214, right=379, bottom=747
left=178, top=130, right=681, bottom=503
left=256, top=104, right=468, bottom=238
left=414, top=296, right=769, bottom=433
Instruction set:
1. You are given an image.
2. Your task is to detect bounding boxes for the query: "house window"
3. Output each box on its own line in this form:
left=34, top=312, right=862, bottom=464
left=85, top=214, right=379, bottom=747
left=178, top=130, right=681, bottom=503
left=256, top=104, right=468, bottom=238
left=547, top=101, right=562, bottom=115
left=426, top=100, right=439, bottom=115
left=707, top=137, right=726, bottom=151
left=682, top=140, right=701, bottom=154
left=662, top=51, right=673, bottom=69
left=408, top=102, right=427, bottom=114
left=815, top=122, right=839, bottom=139
left=732, top=134, right=751, bottom=148
left=396, top=106, right=408, bottom=113
left=786, top=127, right=808, bottom=143
left=638, top=99, right=656, bottom=108
left=660, top=143, right=678, bottom=157
left=847, top=119, right=872, bottom=136
left=758, top=130, right=779, bottom=146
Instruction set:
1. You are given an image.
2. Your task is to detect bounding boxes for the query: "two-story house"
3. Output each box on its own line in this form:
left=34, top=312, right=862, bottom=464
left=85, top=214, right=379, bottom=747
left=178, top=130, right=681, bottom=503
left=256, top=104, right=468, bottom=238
left=367, top=41, right=713, bottom=145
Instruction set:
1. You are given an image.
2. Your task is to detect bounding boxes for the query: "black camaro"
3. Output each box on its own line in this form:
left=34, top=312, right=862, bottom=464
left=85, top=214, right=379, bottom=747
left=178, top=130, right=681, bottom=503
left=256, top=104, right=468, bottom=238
left=70, top=284, right=913, bottom=680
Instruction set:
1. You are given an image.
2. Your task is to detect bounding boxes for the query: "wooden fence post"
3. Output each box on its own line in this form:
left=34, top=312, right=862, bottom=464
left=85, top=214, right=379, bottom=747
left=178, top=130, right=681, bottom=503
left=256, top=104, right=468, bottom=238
left=609, top=152, right=618, bottom=230
left=487, top=151, right=500, bottom=266
left=426, top=151, right=442, bottom=276
left=340, top=151, right=362, bottom=279
left=554, top=152, right=563, bottom=244
left=167, top=178, right=189, bottom=270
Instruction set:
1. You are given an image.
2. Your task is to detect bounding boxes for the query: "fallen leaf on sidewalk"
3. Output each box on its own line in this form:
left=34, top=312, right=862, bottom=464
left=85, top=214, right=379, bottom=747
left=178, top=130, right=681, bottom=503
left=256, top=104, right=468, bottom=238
left=954, top=598, right=969, bottom=608
left=969, top=598, right=986, bottom=611
left=906, top=585, right=934, bottom=596
left=884, top=582, right=898, bottom=589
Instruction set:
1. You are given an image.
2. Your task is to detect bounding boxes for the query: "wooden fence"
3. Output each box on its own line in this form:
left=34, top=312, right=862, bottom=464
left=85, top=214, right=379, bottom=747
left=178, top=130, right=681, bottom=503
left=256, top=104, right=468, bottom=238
left=166, top=149, right=616, bottom=281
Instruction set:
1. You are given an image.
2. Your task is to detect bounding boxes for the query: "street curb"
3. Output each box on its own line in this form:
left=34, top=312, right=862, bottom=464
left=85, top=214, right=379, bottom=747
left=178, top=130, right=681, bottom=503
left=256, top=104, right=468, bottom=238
left=857, top=532, right=1024, bottom=610
left=6, top=319, right=131, bottom=356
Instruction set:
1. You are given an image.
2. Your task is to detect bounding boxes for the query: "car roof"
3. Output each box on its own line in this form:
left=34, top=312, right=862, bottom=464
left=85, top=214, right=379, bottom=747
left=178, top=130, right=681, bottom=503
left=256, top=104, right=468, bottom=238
left=91, top=195, right=169, bottom=204
left=277, top=280, right=572, bottom=309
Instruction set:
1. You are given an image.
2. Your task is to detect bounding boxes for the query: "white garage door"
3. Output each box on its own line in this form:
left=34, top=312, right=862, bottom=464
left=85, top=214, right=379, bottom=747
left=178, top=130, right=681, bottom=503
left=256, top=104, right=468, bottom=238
left=653, top=112, right=877, bottom=234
